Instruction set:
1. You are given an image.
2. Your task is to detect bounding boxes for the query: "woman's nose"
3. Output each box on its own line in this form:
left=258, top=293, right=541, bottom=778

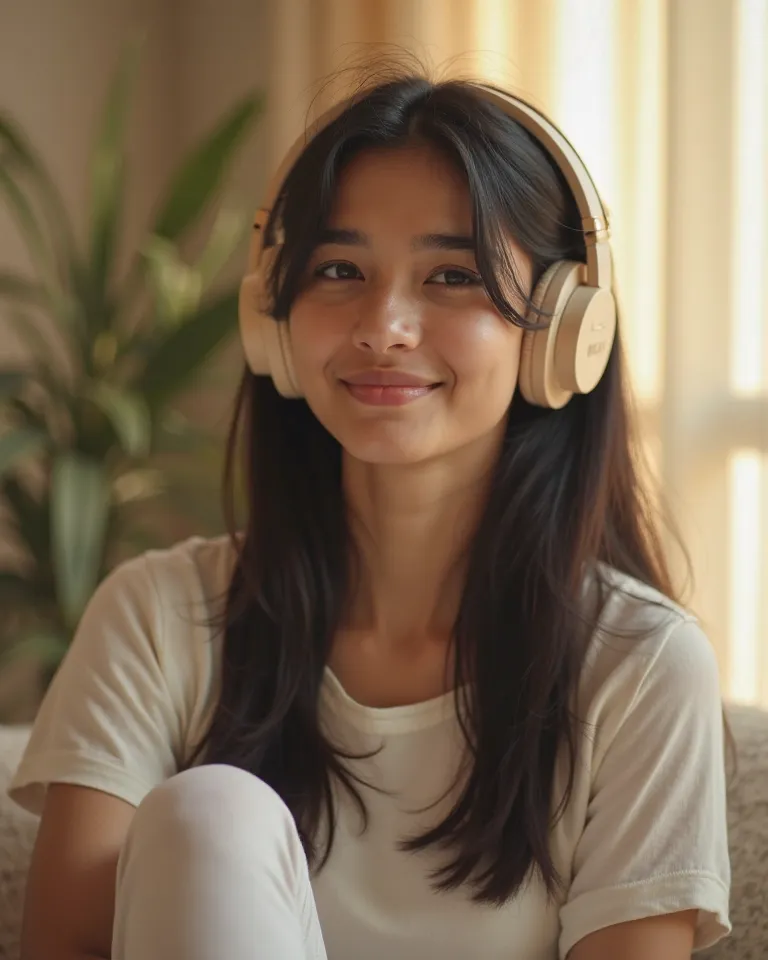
left=351, top=287, right=422, bottom=354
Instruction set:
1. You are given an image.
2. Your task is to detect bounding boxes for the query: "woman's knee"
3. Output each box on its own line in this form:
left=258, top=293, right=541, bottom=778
left=125, top=764, right=297, bottom=862
left=114, top=766, right=319, bottom=960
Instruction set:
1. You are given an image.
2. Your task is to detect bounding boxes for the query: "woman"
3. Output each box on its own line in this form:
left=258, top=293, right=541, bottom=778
left=11, top=74, right=730, bottom=960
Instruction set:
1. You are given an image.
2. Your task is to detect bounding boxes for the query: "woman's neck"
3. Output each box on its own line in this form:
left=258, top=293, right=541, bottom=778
left=342, top=431, right=502, bottom=647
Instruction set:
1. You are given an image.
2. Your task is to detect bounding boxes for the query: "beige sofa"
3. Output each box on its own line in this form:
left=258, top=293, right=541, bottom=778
left=1, top=707, right=767, bottom=959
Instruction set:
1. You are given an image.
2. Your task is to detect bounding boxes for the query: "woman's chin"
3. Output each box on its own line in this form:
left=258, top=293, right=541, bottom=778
left=335, top=426, right=439, bottom=466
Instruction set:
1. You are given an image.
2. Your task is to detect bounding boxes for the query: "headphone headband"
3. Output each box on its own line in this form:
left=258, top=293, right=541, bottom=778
left=250, top=84, right=612, bottom=292
left=471, top=86, right=612, bottom=291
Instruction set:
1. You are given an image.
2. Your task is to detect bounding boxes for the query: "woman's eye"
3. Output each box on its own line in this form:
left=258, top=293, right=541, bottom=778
left=314, top=261, right=362, bottom=281
left=428, top=268, right=482, bottom=286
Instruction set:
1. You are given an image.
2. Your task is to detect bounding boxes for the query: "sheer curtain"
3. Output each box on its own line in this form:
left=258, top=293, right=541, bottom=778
left=264, top=0, right=768, bottom=705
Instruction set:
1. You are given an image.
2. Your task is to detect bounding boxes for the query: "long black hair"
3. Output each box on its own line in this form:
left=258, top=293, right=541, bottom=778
left=189, top=74, right=680, bottom=906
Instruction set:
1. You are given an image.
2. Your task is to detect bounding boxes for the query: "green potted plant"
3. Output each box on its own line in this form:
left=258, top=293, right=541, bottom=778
left=0, top=44, right=260, bottom=680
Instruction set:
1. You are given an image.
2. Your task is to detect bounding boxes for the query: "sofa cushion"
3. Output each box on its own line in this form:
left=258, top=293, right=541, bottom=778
left=701, top=704, right=768, bottom=960
left=0, top=726, right=36, bottom=960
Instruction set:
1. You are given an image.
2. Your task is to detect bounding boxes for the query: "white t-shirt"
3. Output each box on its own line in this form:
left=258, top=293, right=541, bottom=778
left=9, top=535, right=731, bottom=958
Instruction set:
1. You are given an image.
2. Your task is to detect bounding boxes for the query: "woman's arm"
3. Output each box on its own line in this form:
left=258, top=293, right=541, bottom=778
left=21, top=783, right=135, bottom=960
left=568, top=910, right=697, bottom=959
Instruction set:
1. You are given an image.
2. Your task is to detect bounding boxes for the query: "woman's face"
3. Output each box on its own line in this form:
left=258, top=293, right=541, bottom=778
left=289, top=141, right=532, bottom=466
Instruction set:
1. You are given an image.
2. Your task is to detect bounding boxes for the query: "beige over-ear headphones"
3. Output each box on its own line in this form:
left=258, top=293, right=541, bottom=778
left=238, top=85, right=616, bottom=409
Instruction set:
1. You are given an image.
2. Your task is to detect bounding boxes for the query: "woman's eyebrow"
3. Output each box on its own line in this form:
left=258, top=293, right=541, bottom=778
left=317, top=228, right=475, bottom=251
left=412, top=233, right=475, bottom=251
left=317, top=228, right=366, bottom=246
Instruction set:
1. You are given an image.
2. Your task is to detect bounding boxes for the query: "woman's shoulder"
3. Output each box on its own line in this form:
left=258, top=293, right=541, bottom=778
left=7, top=536, right=239, bottom=814
left=75, top=533, right=237, bottom=705
left=591, top=560, right=690, bottom=628
left=579, top=562, right=722, bottom=724
left=139, top=533, right=237, bottom=599
left=103, top=533, right=237, bottom=622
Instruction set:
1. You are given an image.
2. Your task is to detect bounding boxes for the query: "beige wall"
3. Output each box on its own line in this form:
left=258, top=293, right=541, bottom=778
left=0, top=0, right=270, bottom=360
left=0, top=0, right=175, bottom=285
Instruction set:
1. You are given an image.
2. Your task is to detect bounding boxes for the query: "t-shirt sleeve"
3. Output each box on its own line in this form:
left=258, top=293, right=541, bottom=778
left=558, top=615, right=731, bottom=957
left=8, top=554, right=186, bottom=815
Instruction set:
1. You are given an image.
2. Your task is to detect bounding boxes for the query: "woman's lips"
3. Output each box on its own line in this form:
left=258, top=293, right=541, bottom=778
left=342, top=382, right=439, bottom=406
left=339, top=369, right=441, bottom=406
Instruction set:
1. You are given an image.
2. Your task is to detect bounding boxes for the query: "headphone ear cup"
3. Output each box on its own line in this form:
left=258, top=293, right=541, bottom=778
left=554, top=281, right=616, bottom=396
left=518, top=261, right=577, bottom=409
left=518, top=260, right=616, bottom=409
left=238, top=245, right=303, bottom=398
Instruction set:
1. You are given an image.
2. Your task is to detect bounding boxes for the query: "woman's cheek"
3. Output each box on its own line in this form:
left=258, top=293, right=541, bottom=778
left=435, top=310, right=523, bottom=380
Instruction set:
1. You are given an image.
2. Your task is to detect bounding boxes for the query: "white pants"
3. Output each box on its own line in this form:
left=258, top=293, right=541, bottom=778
left=112, top=765, right=329, bottom=960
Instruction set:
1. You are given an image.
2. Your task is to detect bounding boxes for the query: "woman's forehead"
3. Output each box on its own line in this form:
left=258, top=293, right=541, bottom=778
left=325, top=141, right=473, bottom=235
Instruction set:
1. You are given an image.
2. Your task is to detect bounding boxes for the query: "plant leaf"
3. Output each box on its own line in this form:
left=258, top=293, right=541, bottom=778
left=0, top=164, right=54, bottom=274
left=3, top=311, right=53, bottom=369
left=142, top=235, right=203, bottom=325
left=5, top=396, right=50, bottom=433
left=0, top=270, right=81, bottom=353
left=0, top=570, right=34, bottom=604
left=0, top=427, right=47, bottom=476
left=135, top=288, right=239, bottom=409
left=152, top=94, right=261, bottom=240
left=0, top=370, right=27, bottom=401
left=66, top=255, right=99, bottom=343
left=196, top=207, right=249, bottom=286
left=0, top=271, right=49, bottom=305
left=87, top=382, right=151, bottom=458
left=112, top=467, right=164, bottom=503
left=1, top=476, right=50, bottom=570
left=51, top=453, right=111, bottom=627
left=0, top=630, right=69, bottom=672
left=0, top=112, right=74, bottom=256
left=2, top=312, right=73, bottom=403
left=89, top=40, right=141, bottom=296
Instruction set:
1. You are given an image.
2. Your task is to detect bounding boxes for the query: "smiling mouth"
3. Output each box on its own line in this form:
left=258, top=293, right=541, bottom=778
left=340, top=381, right=441, bottom=407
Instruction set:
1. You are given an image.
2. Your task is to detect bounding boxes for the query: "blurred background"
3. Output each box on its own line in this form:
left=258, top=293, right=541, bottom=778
left=0, top=0, right=766, bottom=719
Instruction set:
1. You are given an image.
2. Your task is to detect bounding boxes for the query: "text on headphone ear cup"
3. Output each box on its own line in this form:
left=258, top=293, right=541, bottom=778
left=555, top=285, right=616, bottom=394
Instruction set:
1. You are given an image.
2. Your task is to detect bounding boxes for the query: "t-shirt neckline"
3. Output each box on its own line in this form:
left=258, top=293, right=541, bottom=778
left=321, top=665, right=464, bottom=734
